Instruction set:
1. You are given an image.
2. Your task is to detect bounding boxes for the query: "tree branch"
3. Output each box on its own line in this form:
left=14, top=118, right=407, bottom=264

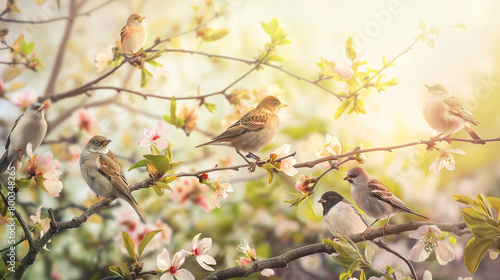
left=203, top=221, right=469, bottom=280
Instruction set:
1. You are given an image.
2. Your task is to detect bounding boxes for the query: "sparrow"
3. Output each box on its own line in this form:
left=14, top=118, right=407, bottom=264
left=318, top=191, right=418, bottom=280
left=195, top=95, right=287, bottom=169
left=121, top=14, right=146, bottom=55
left=80, top=135, right=145, bottom=223
left=423, top=84, right=485, bottom=144
left=344, top=167, right=429, bottom=236
left=0, top=103, right=47, bottom=174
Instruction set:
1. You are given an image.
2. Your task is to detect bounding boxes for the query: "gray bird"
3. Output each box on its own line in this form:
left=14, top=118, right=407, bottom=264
left=318, top=191, right=418, bottom=280
left=80, top=135, right=146, bottom=223
left=0, top=103, right=47, bottom=174
left=344, top=167, right=429, bottom=236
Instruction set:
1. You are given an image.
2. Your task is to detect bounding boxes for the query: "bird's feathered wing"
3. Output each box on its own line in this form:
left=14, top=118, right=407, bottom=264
left=444, top=97, right=479, bottom=125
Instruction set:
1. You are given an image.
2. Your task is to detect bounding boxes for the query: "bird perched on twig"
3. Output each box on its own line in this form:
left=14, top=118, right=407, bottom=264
left=195, top=95, right=287, bottom=171
left=121, top=14, right=146, bottom=55
left=0, top=103, right=47, bottom=174
left=344, top=167, right=429, bottom=236
left=318, top=191, right=418, bottom=280
left=423, top=84, right=485, bottom=144
left=80, top=136, right=145, bottom=223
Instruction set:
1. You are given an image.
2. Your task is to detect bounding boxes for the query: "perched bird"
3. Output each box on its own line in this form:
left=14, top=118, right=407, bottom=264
left=195, top=96, right=287, bottom=169
left=318, top=191, right=418, bottom=280
left=344, top=167, right=429, bottom=235
left=80, top=136, right=145, bottom=223
left=0, top=103, right=47, bottom=174
left=424, top=84, right=485, bottom=144
left=121, top=14, right=146, bottom=55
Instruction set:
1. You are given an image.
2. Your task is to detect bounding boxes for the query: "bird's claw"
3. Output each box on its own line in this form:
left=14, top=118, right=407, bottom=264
left=426, top=133, right=442, bottom=150
left=329, top=235, right=339, bottom=241
left=360, top=227, right=375, bottom=240
left=248, top=162, right=257, bottom=172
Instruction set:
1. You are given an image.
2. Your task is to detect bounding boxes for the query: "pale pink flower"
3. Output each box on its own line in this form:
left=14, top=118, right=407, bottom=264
left=272, top=143, right=297, bottom=176
left=157, top=249, right=194, bottom=280
left=211, top=173, right=233, bottom=209
left=77, top=110, right=99, bottom=134
left=333, top=57, right=354, bottom=80
left=315, top=134, right=342, bottom=167
left=30, top=205, right=51, bottom=250
left=26, top=143, right=63, bottom=197
left=12, top=89, right=38, bottom=109
left=236, top=239, right=257, bottom=265
left=261, top=269, right=275, bottom=277
left=295, top=174, right=311, bottom=192
left=429, top=148, right=466, bottom=173
left=95, top=45, right=115, bottom=73
left=188, top=233, right=216, bottom=271
left=173, top=178, right=211, bottom=212
left=138, top=121, right=170, bottom=148
left=408, top=225, right=455, bottom=265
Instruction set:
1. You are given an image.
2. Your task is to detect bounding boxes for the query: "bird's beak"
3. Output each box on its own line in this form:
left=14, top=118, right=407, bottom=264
left=101, top=140, right=112, bottom=146
left=278, top=104, right=287, bottom=110
left=318, top=198, right=326, bottom=204
left=38, top=104, right=46, bottom=111
left=424, top=84, right=431, bottom=90
left=139, top=17, right=145, bottom=22
left=343, top=175, right=351, bottom=181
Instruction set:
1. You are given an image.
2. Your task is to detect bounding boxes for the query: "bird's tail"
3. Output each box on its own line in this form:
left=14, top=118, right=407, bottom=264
left=125, top=198, right=146, bottom=224
left=373, top=238, right=418, bottom=280
left=465, top=124, right=486, bottom=145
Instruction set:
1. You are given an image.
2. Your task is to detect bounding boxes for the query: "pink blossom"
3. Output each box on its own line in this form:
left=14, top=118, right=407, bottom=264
left=173, top=178, right=211, bottom=212
left=157, top=249, right=194, bottom=280
left=236, top=239, right=257, bottom=265
left=95, top=45, right=115, bottom=73
left=333, top=57, right=354, bottom=80
left=261, top=269, right=275, bottom=277
left=138, top=121, right=170, bottom=148
left=210, top=173, right=233, bottom=209
left=430, top=148, right=465, bottom=173
left=188, top=233, right=216, bottom=271
left=12, top=89, right=38, bottom=109
left=408, top=225, right=455, bottom=265
left=26, top=143, right=63, bottom=197
left=272, top=144, right=297, bottom=176
left=30, top=205, right=51, bottom=250
left=315, top=134, right=342, bottom=168
left=295, top=174, right=312, bottom=192
left=77, top=110, right=99, bottom=134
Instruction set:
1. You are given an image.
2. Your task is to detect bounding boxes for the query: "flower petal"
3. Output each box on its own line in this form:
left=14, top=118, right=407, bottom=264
left=144, top=128, right=157, bottom=139
left=157, top=248, right=171, bottom=270
left=172, top=251, right=186, bottom=268
left=192, top=233, right=201, bottom=249
left=174, top=269, right=195, bottom=280
left=261, top=268, right=275, bottom=277
left=435, top=240, right=455, bottom=265
left=197, top=255, right=216, bottom=271
left=138, top=137, right=154, bottom=147
left=160, top=273, right=174, bottom=280
left=408, top=240, right=430, bottom=262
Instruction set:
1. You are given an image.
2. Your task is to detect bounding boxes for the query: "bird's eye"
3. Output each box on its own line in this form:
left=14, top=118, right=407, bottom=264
left=273, top=102, right=278, bottom=106
left=328, top=195, right=333, bottom=199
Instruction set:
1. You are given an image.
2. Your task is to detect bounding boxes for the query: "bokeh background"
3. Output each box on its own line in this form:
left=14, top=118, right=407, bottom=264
left=1, top=0, right=499, bottom=279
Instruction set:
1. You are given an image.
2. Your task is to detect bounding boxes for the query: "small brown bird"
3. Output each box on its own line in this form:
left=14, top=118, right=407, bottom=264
left=80, top=136, right=145, bottom=223
left=423, top=84, right=485, bottom=144
left=344, top=167, right=429, bottom=236
left=120, top=14, right=146, bottom=55
left=196, top=96, right=286, bottom=169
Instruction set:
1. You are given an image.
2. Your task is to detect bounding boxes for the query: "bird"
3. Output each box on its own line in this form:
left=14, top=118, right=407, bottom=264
left=423, top=84, right=485, bottom=144
left=318, top=191, right=418, bottom=280
left=195, top=95, right=287, bottom=170
left=120, top=14, right=146, bottom=55
left=0, top=103, right=47, bottom=174
left=80, top=135, right=145, bottom=223
left=344, top=167, right=429, bottom=236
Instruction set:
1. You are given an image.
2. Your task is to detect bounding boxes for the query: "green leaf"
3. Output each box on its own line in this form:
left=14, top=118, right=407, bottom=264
left=338, top=235, right=361, bottom=259
left=364, top=245, right=375, bottom=263
left=453, top=194, right=476, bottom=205
left=334, top=97, right=353, bottom=120
left=141, top=70, right=147, bottom=88
left=345, top=37, right=357, bottom=61
left=322, top=238, right=336, bottom=248
left=109, top=265, right=125, bottom=277
left=332, top=254, right=356, bottom=270
left=463, top=237, right=495, bottom=273
left=145, top=59, right=162, bottom=68
left=128, top=159, right=148, bottom=172
left=138, top=229, right=162, bottom=259
left=21, top=41, right=34, bottom=55
left=16, top=177, right=31, bottom=190
left=307, top=197, right=315, bottom=216
left=118, top=262, right=131, bottom=280
left=347, top=259, right=363, bottom=277
left=418, top=20, right=426, bottom=31
left=204, top=102, right=217, bottom=113
left=143, top=155, right=171, bottom=173
left=0, top=258, right=6, bottom=279
left=121, top=231, right=136, bottom=261
left=155, top=180, right=172, bottom=192
left=170, top=97, right=177, bottom=127
left=0, top=197, right=7, bottom=217
left=204, top=28, right=230, bottom=42
left=151, top=184, right=164, bottom=196
left=456, top=23, right=466, bottom=30
left=31, top=58, right=45, bottom=70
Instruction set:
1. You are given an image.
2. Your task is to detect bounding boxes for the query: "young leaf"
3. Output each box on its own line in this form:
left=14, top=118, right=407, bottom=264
left=345, top=37, right=357, bottom=61
left=121, top=231, right=136, bottom=261
left=138, top=229, right=163, bottom=259
left=334, top=98, right=353, bottom=120
left=128, top=159, right=148, bottom=172
left=15, top=177, right=31, bottom=190
left=204, top=102, right=217, bottom=113
left=143, top=155, right=170, bottom=173
left=463, top=237, right=495, bottom=273
left=0, top=258, right=6, bottom=279
left=151, top=184, right=164, bottom=196
left=170, top=97, right=177, bottom=126
left=109, top=265, right=125, bottom=277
